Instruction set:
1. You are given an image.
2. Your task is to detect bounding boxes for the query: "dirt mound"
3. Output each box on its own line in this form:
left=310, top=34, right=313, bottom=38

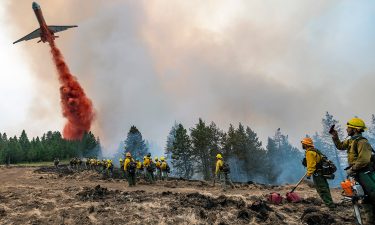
left=301, top=207, right=336, bottom=225
left=179, top=192, right=246, bottom=210
left=77, top=185, right=111, bottom=201
left=34, top=165, right=73, bottom=176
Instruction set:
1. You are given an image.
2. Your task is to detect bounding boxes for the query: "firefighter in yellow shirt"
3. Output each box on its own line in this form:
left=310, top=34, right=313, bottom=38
left=155, top=157, right=161, bottom=181
left=301, top=137, right=334, bottom=209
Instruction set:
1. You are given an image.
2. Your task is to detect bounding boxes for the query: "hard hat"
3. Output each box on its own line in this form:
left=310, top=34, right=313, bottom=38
left=160, top=156, right=165, bottom=161
left=216, top=154, right=222, bottom=159
left=301, top=137, right=314, bottom=147
left=147, top=153, right=151, bottom=157
left=119, top=158, right=123, bottom=161
left=347, top=118, right=367, bottom=130
left=143, top=156, right=146, bottom=160
left=126, top=152, right=131, bottom=157
left=154, top=156, right=158, bottom=161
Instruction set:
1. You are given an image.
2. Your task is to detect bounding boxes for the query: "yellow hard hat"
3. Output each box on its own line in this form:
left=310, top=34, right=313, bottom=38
left=154, top=156, right=158, bottom=161
left=126, top=152, right=131, bottom=157
left=347, top=118, right=367, bottom=130
left=119, top=158, right=123, bottom=161
left=216, top=154, right=222, bottom=159
left=160, top=156, right=165, bottom=161
left=301, top=137, right=314, bottom=147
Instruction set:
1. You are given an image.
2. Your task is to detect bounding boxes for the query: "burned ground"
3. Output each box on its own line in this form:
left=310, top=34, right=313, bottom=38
left=0, top=166, right=356, bottom=225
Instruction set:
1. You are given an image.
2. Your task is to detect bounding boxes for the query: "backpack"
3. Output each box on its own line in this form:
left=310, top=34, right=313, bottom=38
left=128, top=161, right=137, bottom=174
left=303, top=148, right=336, bottom=179
left=352, top=137, right=375, bottom=170
left=147, top=160, right=156, bottom=172
left=166, top=164, right=170, bottom=173
left=221, top=162, right=230, bottom=173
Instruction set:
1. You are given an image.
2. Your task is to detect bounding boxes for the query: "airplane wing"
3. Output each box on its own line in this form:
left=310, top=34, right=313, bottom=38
left=13, top=28, right=42, bottom=44
left=48, top=25, right=78, bottom=34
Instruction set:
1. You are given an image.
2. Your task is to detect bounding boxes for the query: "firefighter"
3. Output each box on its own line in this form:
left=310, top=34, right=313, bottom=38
left=143, top=153, right=155, bottom=184
left=119, top=158, right=125, bottom=178
left=54, top=158, right=59, bottom=169
left=160, top=156, right=169, bottom=180
left=136, top=159, right=143, bottom=179
left=155, top=157, right=161, bottom=181
left=106, top=159, right=113, bottom=178
left=214, top=154, right=234, bottom=191
left=331, top=118, right=375, bottom=223
left=124, top=152, right=137, bottom=187
left=301, top=137, right=335, bottom=209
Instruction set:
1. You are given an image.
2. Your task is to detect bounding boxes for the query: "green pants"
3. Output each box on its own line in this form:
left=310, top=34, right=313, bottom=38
left=217, top=172, right=234, bottom=190
left=161, top=170, right=168, bottom=180
left=146, top=170, right=155, bottom=183
left=313, top=174, right=334, bottom=208
left=356, top=171, right=375, bottom=224
left=127, top=172, right=136, bottom=186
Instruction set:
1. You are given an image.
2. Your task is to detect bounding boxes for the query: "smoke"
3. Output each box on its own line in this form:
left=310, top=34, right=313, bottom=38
left=49, top=40, right=94, bottom=140
left=6, top=1, right=375, bottom=156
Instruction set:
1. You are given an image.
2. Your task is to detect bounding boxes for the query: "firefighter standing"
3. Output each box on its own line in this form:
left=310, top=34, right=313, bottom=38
left=331, top=118, right=375, bottom=224
left=214, top=154, right=234, bottom=191
left=301, top=137, right=335, bottom=209
left=124, top=152, right=137, bottom=187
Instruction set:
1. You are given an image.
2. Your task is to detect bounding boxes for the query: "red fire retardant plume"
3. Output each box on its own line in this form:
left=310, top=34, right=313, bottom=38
left=48, top=40, right=94, bottom=140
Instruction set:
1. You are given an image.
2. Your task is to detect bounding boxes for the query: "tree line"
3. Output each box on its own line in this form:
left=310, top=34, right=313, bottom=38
left=162, top=113, right=375, bottom=185
left=0, top=130, right=101, bottom=164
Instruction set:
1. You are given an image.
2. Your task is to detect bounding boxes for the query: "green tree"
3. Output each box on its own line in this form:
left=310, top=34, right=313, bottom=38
left=190, top=118, right=214, bottom=180
left=171, top=124, right=194, bottom=179
left=19, top=130, right=31, bottom=162
left=124, top=126, right=149, bottom=160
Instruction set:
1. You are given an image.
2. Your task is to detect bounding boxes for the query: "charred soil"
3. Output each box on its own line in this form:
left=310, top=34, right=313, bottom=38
left=0, top=166, right=356, bottom=225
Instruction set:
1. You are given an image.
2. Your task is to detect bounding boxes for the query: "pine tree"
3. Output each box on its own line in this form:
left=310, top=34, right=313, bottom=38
left=266, top=128, right=304, bottom=184
left=165, top=122, right=178, bottom=160
left=124, top=126, right=149, bottom=160
left=19, top=130, right=31, bottom=162
left=319, top=112, right=346, bottom=184
left=190, top=118, right=218, bottom=180
left=171, top=124, right=194, bottom=179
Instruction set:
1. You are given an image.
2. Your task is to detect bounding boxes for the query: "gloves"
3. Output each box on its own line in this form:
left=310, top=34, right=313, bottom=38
left=346, top=168, right=356, bottom=176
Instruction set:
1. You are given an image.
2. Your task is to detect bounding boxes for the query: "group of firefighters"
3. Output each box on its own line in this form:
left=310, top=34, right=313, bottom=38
left=56, top=117, right=375, bottom=223
left=63, top=153, right=171, bottom=187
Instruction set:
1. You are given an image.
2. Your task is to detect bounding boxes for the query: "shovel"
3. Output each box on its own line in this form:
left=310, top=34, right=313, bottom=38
left=286, top=173, right=306, bottom=203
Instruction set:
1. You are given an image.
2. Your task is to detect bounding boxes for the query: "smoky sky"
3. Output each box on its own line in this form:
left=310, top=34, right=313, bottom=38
left=5, top=0, right=375, bottom=155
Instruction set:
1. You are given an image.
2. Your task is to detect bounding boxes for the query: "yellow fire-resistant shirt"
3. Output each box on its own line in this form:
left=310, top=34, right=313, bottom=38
left=215, top=159, right=223, bottom=175
left=305, top=147, right=322, bottom=177
left=136, top=161, right=142, bottom=169
left=156, top=161, right=161, bottom=169
left=143, top=157, right=151, bottom=167
left=161, top=161, right=167, bottom=171
left=333, top=135, right=372, bottom=171
left=124, top=157, right=134, bottom=171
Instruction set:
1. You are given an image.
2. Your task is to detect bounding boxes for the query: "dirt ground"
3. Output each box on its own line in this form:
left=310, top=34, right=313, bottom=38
left=0, top=166, right=357, bottom=225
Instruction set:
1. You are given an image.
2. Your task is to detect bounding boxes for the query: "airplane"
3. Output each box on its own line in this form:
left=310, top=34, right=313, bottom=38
left=13, top=2, right=77, bottom=44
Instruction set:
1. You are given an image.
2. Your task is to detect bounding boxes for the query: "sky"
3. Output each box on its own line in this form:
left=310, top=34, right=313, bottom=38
left=1, top=0, right=375, bottom=156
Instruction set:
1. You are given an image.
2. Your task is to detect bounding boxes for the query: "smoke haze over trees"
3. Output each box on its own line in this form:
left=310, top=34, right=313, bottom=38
left=165, top=114, right=375, bottom=185
left=0, top=130, right=101, bottom=164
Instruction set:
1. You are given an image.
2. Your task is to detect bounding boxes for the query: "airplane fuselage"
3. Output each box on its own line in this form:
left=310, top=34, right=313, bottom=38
left=32, top=2, right=54, bottom=43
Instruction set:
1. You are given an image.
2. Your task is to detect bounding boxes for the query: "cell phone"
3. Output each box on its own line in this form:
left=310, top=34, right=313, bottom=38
left=329, top=125, right=335, bottom=134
